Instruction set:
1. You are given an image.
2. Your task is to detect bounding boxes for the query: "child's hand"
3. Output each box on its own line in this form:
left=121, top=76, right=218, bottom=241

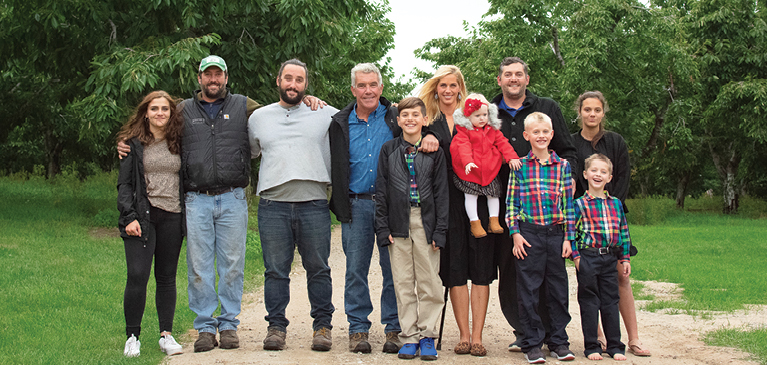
left=622, top=262, right=631, bottom=277
left=509, top=159, right=522, bottom=170
left=574, top=257, right=580, bottom=271
left=512, top=233, right=531, bottom=260
left=388, top=235, right=394, bottom=245
left=432, top=241, right=439, bottom=251
left=465, top=162, right=478, bottom=175
left=562, top=240, right=572, bottom=258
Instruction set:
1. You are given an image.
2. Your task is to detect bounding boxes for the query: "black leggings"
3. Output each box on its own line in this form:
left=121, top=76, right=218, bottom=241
left=123, top=206, right=183, bottom=338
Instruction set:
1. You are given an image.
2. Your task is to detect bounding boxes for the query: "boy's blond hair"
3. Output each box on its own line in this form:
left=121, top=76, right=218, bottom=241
left=523, top=111, right=553, bottom=130
left=584, top=153, right=613, bottom=174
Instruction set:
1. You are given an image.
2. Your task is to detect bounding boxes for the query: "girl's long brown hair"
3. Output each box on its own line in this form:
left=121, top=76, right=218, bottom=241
left=574, top=91, right=610, bottom=149
left=117, top=90, right=183, bottom=154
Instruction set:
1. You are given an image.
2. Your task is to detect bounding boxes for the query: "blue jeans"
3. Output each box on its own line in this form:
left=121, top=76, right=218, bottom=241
left=185, top=188, right=248, bottom=334
left=258, top=198, right=334, bottom=331
left=342, top=198, right=400, bottom=334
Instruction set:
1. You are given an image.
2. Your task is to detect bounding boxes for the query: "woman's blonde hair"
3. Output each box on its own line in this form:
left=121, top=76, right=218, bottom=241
left=418, top=65, right=468, bottom=125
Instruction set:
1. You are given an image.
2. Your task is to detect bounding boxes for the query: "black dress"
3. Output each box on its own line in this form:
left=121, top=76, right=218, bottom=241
left=431, top=113, right=497, bottom=287
left=570, top=130, right=630, bottom=211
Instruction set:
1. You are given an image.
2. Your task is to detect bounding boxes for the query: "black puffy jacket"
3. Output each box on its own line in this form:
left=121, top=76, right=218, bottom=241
left=374, top=137, right=449, bottom=248
left=179, top=90, right=250, bottom=192
left=117, top=138, right=185, bottom=239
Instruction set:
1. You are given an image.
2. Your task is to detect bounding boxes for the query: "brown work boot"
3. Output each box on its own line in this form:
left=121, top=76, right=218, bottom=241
left=263, top=327, right=287, bottom=351
left=488, top=216, right=504, bottom=234
left=382, top=331, right=402, bottom=353
left=193, top=331, right=218, bottom=352
left=219, top=329, right=239, bottom=349
left=469, top=220, right=487, bottom=238
left=349, top=332, right=371, bottom=353
left=311, top=327, right=332, bottom=351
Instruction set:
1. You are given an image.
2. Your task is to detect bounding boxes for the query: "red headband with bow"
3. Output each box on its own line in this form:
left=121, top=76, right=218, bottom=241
left=463, top=98, right=486, bottom=117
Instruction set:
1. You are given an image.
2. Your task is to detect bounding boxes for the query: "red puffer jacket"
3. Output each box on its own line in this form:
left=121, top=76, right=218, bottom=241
left=450, top=104, right=519, bottom=187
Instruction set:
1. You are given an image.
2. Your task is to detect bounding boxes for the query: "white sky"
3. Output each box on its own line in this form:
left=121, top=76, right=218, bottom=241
left=383, top=0, right=491, bottom=83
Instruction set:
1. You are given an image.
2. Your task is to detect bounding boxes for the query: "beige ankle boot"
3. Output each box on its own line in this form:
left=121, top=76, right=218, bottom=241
left=488, top=216, right=504, bottom=234
left=469, top=220, right=487, bottom=238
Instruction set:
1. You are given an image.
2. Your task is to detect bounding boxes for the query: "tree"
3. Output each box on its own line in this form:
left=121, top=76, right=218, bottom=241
left=686, top=0, right=767, bottom=213
left=0, top=0, right=403, bottom=177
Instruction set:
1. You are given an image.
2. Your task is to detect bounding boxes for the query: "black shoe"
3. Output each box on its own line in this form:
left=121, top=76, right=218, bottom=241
left=550, top=345, right=575, bottom=361
left=525, top=347, right=546, bottom=364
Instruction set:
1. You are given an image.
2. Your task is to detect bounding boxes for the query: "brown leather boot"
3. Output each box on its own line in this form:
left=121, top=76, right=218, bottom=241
left=469, top=220, right=487, bottom=238
left=488, top=216, right=504, bottom=234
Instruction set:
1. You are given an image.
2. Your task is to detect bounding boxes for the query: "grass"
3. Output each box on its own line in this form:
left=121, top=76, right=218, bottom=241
left=0, top=171, right=264, bottom=364
left=704, top=327, right=767, bottom=364
left=627, top=195, right=767, bottom=364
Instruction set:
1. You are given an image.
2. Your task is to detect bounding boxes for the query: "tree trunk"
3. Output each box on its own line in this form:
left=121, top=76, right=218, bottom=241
left=708, top=140, right=741, bottom=214
left=43, top=129, right=62, bottom=179
left=675, top=172, right=690, bottom=209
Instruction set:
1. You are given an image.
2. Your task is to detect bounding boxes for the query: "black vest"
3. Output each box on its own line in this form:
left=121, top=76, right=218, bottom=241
left=179, top=92, right=250, bottom=192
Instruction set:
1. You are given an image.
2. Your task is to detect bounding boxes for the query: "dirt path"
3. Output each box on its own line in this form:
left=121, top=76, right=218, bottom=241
left=168, top=226, right=764, bottom=364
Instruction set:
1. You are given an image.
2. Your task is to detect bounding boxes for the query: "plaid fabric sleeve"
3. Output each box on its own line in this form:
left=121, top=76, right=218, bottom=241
left=617, top=199, right=631, bottom=263
left=572, top=197, right=584, bottom=260
left=562, top=161, right=576, bottom=241
left=505, top=169, right=521, bottom=236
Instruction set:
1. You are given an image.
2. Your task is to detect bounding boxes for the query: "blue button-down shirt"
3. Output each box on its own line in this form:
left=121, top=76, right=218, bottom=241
left=498, top=98, right=524, bottom=117
left=348, top=102, right=392, bottom=194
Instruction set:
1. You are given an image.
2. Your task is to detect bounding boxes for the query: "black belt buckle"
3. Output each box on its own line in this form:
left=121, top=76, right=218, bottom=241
left=598, top=247, right=611, bottom=255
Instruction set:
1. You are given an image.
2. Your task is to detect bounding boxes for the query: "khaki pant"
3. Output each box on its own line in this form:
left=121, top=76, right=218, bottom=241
left=388, top=208, right=444, bottom=343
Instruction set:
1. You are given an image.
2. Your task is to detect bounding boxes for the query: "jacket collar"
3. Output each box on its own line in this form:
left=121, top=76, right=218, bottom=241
left=491, top=89, right=537, bottom=110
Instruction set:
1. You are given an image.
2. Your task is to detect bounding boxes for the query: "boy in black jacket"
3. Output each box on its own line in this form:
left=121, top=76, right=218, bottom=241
left=375, top=97, right=449, bottom=361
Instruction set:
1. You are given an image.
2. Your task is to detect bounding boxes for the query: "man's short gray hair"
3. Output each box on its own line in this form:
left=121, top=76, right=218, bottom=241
left=350, top=63, right=383, bottom=87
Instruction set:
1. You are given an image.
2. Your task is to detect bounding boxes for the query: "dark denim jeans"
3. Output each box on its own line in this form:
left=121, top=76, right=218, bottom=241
left=341, top=198, right=400, bottom=334
left=258, top=198, right=334, bottom=331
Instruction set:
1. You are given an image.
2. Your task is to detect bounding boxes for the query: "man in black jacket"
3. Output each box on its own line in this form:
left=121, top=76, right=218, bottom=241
left=491, top=57, right=578, bottom=354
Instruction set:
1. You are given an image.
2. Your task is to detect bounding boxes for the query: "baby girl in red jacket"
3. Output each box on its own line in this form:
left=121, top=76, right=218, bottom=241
left=450, top=93, right=521, bottom=238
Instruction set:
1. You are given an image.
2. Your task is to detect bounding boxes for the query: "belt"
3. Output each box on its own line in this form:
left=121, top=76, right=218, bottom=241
left=198, top=187, right=235, bottom=196
left=582, top=246, right=615, bottom=255
left=410, top=201, right=421, bottom=207
left=349, top=193, right=375, bottom=201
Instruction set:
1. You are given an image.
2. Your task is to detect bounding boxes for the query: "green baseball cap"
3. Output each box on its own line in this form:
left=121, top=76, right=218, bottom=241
left=199, top=55, right=227, bottom=72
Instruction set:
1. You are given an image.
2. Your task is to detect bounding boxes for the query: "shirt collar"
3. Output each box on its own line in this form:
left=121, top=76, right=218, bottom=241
left=584, top=190, right=611, bottom=201
left=352, top=100, right=384, bottom=122
left=524, top=150, right=561, bottom=165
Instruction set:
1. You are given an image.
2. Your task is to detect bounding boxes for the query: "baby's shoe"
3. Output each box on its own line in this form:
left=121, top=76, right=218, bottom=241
left=469, top=220, right=487, bottom=238
left=488, top=217, right=504, bottom=234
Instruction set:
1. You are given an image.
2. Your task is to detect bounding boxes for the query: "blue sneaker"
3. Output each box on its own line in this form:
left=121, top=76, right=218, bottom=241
left=419, top=337, right=438, bottom=361
left=398, top=343, right=419, bottom=359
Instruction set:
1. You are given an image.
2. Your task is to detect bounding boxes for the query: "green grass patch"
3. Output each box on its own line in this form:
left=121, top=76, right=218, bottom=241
left=0, top=173, right=265, bottom=364
left=704, top=327, right=767, bottom=365
left=630, top=212, right=767, bottom=311
left=631, top=281, right=654, bottom=301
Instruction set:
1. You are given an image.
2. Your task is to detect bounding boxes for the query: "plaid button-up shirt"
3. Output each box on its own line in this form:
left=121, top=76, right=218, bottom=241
left=405, top=139, right=421, bottom=204
left=572, top=191, right=631, bottom=263
left=505, top=151, right=575, bottom=240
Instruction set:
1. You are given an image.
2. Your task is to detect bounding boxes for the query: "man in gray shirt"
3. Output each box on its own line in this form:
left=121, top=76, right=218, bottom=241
left=248, top=58, right=339, bottom=352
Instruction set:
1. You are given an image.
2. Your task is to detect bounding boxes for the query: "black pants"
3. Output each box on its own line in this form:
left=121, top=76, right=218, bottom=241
left=123, top=206, right=183, bottom=338
left=576, top=250, right=625, bottom=357
left=497, top=234, right=551, bottom=342
left=514, top=222, right=571, bottom=352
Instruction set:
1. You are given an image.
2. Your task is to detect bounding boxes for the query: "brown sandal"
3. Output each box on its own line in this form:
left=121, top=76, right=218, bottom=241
left=628, top=340, right=651, bottom=357
left=453, top=341, right=471, bottom=354
left=470, top=343, right=487, bottom=357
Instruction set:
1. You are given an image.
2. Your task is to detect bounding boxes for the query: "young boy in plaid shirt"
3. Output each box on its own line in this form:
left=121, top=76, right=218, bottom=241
left=572, top=153, right=631, bottom=361
left=506, top=111, right=575, bottom=364
left=375, top=97, right=449, bottom=361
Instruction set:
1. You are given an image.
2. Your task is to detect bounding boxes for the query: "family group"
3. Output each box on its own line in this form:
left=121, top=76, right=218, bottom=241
left=115, top=54, right=650, bottom=363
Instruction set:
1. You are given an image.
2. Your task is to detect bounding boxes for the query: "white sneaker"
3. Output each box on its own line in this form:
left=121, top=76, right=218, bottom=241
left=159, top=334, right=183, bottom=355
left=124, top=335, right=141, bottom=357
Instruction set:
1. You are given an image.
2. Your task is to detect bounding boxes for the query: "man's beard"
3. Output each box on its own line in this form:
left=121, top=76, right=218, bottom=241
left=202, top=82, right=226, bottom=100
left=280, top=86, right=305, bottom=105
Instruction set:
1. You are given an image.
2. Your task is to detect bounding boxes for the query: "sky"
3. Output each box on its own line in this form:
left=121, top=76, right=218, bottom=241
left=383, top=0, right=492, bottom=83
